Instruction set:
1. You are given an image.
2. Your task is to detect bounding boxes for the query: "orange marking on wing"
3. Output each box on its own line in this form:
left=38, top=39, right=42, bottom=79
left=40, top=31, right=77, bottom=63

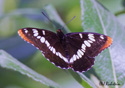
left=18, top=29, right=33, bottom=44
left=100, top=36, right=112, bottom=51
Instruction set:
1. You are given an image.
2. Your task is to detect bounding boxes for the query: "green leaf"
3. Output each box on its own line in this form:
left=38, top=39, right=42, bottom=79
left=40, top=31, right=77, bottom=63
left=69, top=70, right=97, bottom=88
left=0, top=50, right=61, bottom=88
left=0, top=8, right=51, bottom=37
left=80, top=0, right=125, bottom=87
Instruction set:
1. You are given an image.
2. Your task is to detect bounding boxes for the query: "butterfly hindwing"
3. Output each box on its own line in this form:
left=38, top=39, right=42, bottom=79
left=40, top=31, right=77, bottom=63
left=72, top=55, right=95, bottom=72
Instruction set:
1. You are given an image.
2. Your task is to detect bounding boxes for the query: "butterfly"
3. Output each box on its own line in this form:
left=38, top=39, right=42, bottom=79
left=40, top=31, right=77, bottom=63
left=18, top=28, right=112, bottom=72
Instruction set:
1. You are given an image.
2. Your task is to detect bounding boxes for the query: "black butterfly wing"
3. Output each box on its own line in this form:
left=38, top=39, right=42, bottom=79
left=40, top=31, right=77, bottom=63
left=18, top=28, right=112, bottom=72
left=66, top=32, right=112, bottom=72
left=18, top=28, right=69, bottom=69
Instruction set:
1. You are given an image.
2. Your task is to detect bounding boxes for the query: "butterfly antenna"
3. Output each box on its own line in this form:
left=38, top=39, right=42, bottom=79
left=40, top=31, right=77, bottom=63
left=42, top=11, right=76, bottom=30
left=60, top=16, right=76, bottom=30
left=42, top=11, right=60, bottom=29
left=42, top=12, right=53, bottom=23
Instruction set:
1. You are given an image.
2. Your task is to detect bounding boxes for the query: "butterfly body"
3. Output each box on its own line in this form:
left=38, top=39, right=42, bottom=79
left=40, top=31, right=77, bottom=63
left=18, top=28, right=112, bottom=72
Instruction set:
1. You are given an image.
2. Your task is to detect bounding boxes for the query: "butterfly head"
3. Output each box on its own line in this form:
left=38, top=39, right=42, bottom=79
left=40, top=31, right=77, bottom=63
left=57, top=29, right=63, bottom=33
left=56, top=29, right=65, bottom=40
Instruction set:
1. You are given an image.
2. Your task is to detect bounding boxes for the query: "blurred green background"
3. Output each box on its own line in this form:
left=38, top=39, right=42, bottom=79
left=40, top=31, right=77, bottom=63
left=0, top=0, right=125, bottom=88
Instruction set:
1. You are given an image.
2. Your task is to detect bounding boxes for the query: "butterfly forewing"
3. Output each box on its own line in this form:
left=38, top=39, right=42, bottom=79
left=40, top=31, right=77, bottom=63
left=66, top=32, right=108, bottom=57
left=18, top=28, right=69, bottom=69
